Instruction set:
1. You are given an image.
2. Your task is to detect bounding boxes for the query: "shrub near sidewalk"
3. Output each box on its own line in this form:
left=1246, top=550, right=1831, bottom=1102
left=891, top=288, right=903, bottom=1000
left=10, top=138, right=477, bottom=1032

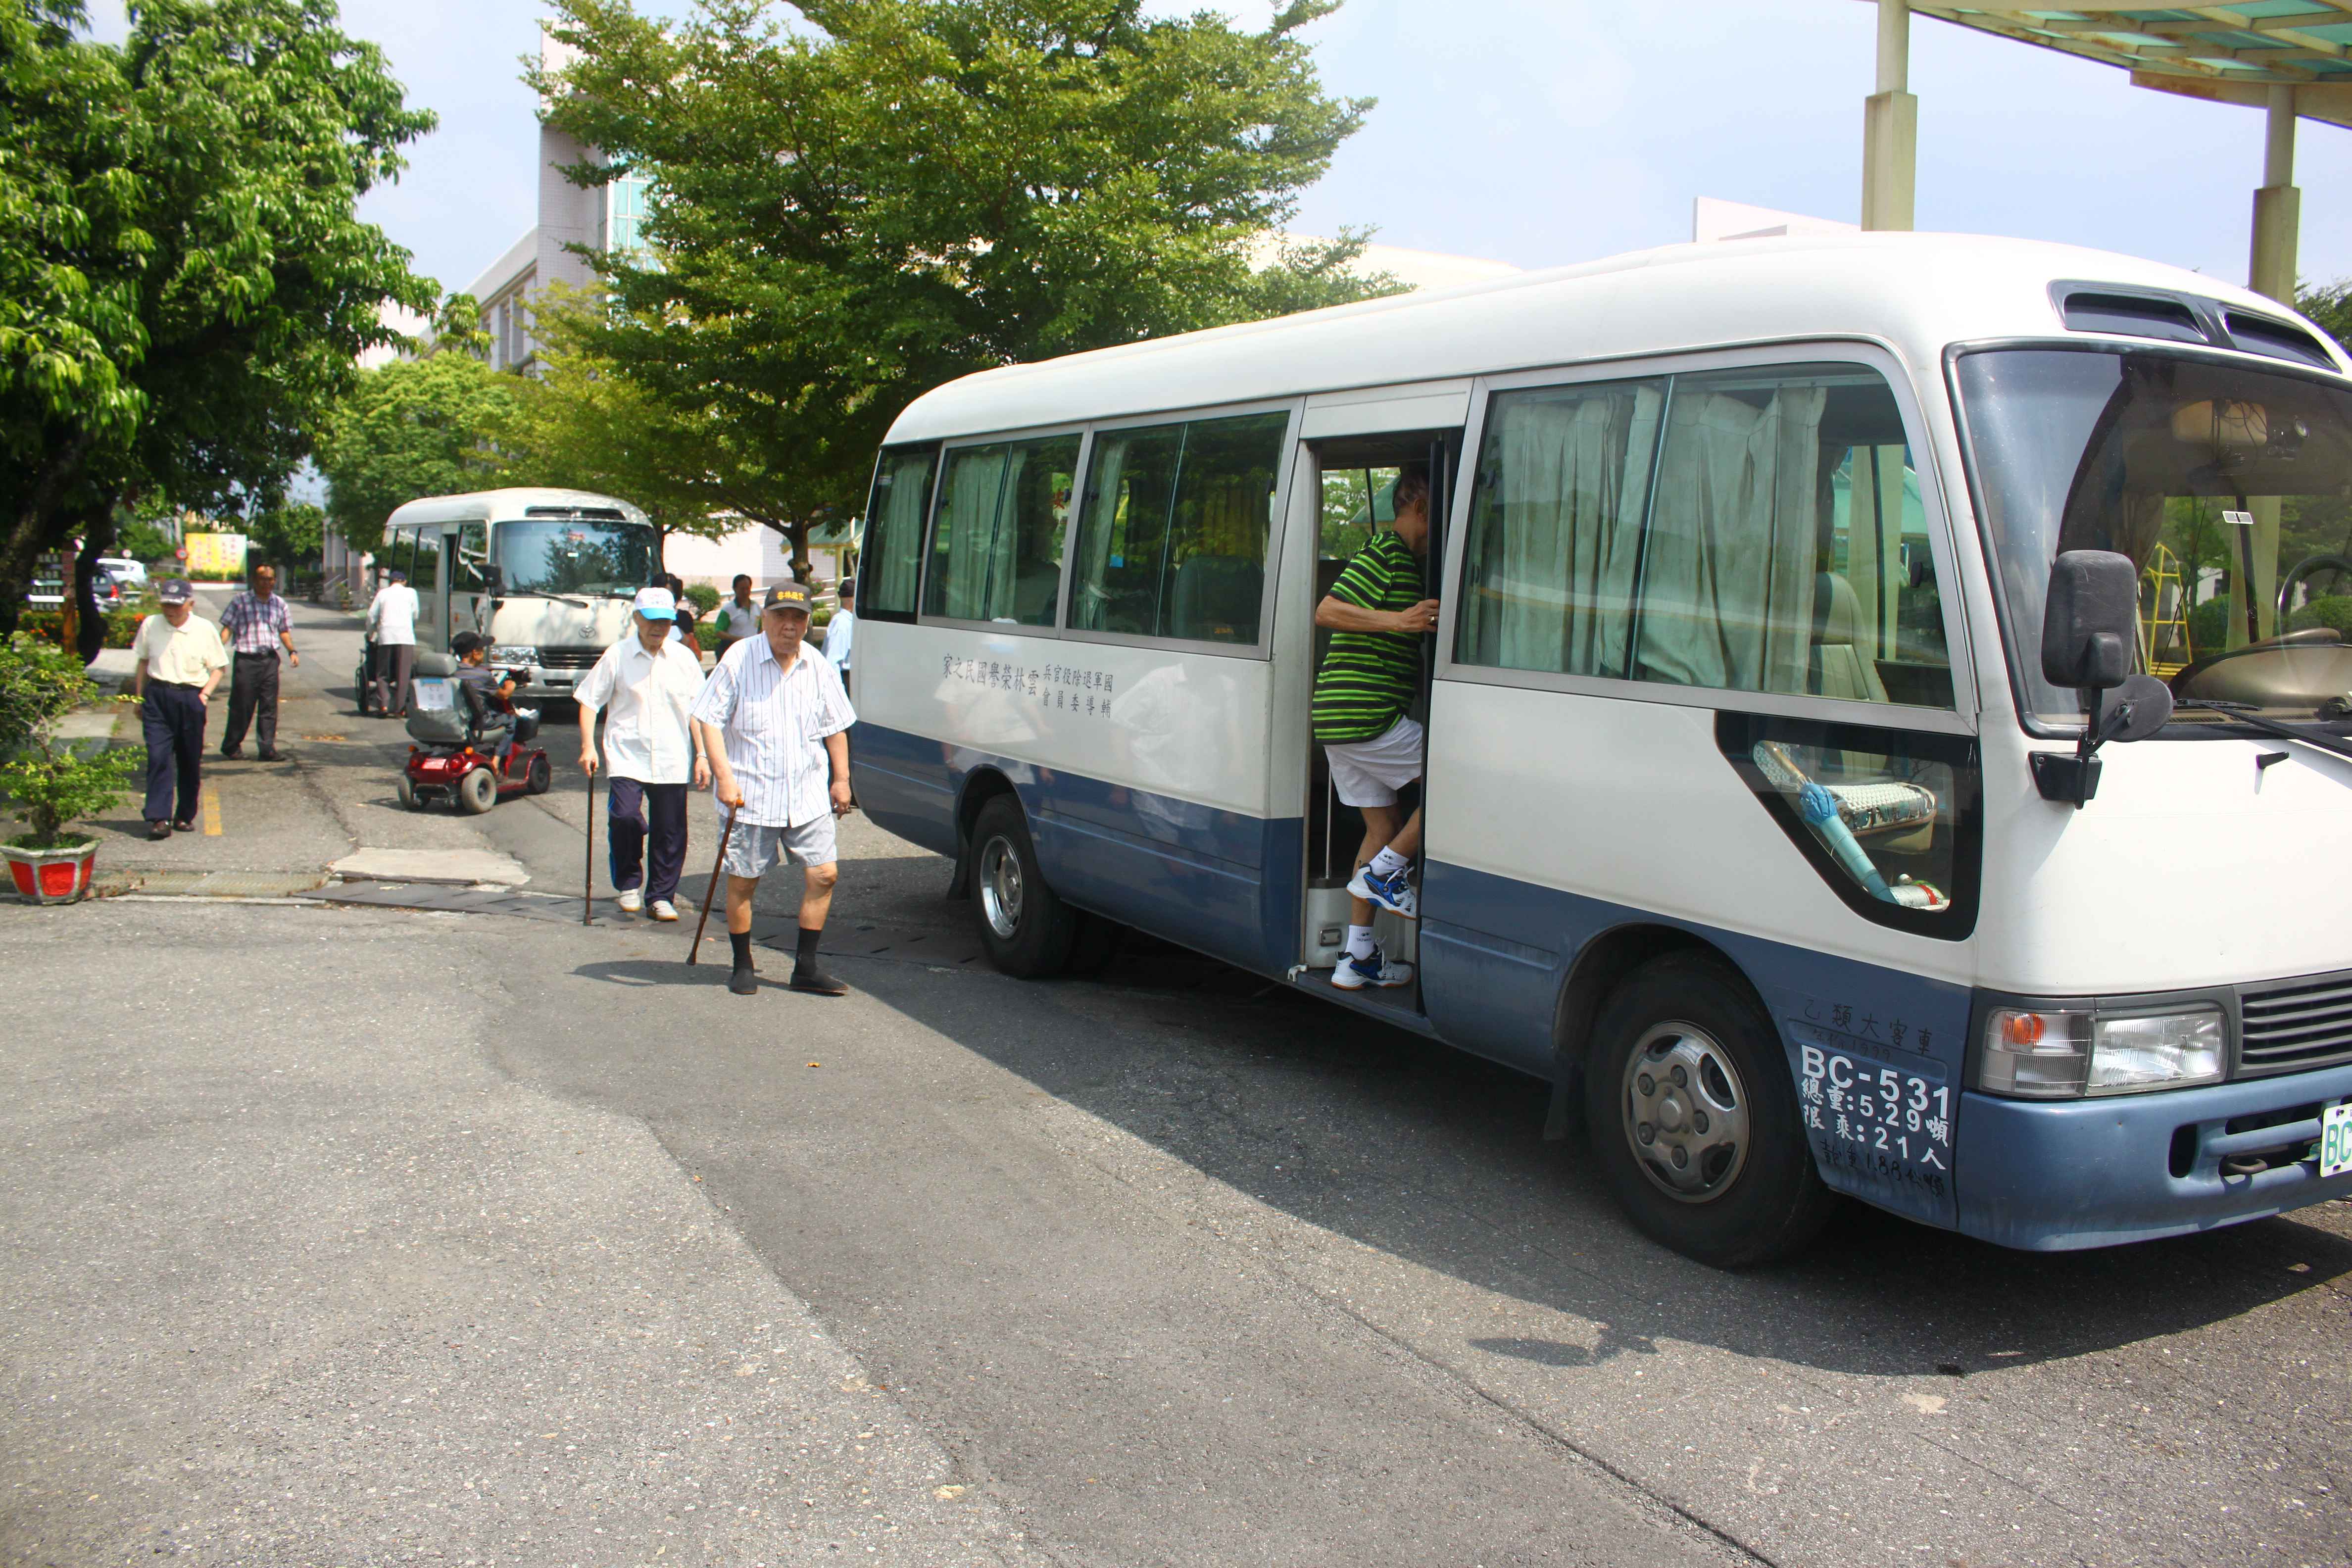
left=0, top=635, right=139, bottom=901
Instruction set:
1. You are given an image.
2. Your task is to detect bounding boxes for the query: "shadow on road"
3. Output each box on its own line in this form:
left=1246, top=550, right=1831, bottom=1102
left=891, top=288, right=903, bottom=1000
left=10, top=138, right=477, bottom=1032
left=827, top=906, right=2352, bottom=1380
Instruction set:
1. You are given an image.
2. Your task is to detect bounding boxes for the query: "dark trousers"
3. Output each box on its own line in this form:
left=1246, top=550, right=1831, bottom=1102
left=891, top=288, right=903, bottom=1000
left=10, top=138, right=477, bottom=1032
left=142, top=685, right=205, bottom=825
left=609, top=778, right=688, bottom=903
left=223, top=652, right=280, bottom=753
left=370, top=643, right=414, bottom=715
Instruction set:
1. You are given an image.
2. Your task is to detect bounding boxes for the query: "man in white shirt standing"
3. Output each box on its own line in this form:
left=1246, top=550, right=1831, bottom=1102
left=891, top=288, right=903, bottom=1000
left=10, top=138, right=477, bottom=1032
left=690, top=583, right=856, bottom=997
left=822, top=579, right=856, bottom=700
left=364, top=568, right=420, bottom=718
left=576, top=587, right=709, bottom=922
left=130, top=578, right=228, bottom=839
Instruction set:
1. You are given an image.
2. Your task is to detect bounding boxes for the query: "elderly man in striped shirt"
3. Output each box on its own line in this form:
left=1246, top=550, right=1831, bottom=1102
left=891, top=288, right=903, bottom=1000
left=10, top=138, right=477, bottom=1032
left=218, top=563, right=298, bottom=761
left=689, top=583, right=857, bottom=997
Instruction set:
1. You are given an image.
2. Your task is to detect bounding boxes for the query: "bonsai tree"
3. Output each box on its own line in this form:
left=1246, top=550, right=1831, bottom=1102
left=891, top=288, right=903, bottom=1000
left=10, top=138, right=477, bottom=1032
left=0, top=635, right=137, bottom=850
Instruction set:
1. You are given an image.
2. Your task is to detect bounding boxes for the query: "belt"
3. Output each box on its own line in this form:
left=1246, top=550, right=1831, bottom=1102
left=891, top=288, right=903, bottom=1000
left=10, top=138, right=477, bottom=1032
left=234, top=649, right=279, bottom=658
left=150, top=681, right=199, bottom=690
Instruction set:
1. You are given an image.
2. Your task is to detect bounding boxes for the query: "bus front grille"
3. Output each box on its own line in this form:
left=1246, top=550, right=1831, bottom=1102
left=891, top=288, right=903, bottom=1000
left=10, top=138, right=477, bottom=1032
left=2239, top=971, right=2352, bottom=1078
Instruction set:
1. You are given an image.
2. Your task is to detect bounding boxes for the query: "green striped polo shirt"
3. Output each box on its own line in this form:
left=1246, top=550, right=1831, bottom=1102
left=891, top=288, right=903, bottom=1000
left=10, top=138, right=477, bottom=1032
left=1311, top=531, right=1425, bottom=744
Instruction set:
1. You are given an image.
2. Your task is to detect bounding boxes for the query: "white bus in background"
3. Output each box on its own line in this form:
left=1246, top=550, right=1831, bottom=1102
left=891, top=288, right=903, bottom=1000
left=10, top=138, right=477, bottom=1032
left=377, top=488, right=660, bottom=701
left=847, top=233, right=2352, bottom=1266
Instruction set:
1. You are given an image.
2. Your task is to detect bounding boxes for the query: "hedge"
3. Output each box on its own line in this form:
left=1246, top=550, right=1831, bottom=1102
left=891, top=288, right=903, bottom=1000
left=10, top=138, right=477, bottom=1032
left=17, top=609, right=142, bottom=650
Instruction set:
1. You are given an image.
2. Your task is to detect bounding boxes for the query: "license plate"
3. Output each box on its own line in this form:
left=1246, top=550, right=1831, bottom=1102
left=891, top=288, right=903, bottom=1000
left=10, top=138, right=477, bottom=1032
left=2323, top=1102, right=2352, bottom=1180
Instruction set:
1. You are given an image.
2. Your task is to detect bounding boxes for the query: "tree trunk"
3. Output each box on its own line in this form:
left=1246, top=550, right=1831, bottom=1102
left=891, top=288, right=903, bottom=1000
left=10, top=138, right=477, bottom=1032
left=0, top=431, right=96, bottom=639
left=72, top=500, right=120, bottom=664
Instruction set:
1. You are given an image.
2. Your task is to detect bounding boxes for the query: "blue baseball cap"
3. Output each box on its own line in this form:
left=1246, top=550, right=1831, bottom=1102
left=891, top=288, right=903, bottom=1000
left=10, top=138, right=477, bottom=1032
left=633, top=586, right=677, bottom=621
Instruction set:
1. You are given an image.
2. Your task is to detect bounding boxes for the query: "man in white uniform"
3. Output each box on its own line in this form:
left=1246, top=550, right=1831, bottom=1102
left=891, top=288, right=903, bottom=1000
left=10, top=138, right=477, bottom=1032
left=690, top=583, right=856, bottom=997
left=364, top=567, right=419, bottom=717
left=822, top=580, right=856, bottom=699
left=576, top=587, right=709, bottom=921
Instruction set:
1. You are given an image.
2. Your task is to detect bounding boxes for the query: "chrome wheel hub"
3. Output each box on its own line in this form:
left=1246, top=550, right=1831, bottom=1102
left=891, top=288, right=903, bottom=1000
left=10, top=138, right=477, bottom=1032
left=978, top=834, right=1023, bottom=939
left=1621, top=1021, right=1750, bottom=1203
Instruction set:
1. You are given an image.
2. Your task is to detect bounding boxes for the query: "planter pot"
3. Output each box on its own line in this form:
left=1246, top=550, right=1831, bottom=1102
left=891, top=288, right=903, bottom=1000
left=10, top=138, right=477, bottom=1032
left=2, top=840, right=98, bottom=905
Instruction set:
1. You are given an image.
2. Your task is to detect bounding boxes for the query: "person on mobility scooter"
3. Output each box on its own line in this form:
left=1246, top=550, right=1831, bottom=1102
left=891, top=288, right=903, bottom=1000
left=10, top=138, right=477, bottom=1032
left=396, top=633, right=551, bottom=813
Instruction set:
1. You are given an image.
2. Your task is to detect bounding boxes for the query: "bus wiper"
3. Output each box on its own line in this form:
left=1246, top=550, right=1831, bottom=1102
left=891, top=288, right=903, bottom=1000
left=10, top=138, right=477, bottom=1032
left=2175, top=699, right=2352, bottom=763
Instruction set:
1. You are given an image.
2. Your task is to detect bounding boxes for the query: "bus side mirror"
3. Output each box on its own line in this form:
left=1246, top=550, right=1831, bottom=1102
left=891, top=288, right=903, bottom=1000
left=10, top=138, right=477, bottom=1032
left=2034, top=551, right=2155, bottom=808
left=482, top=564, right=504, bottom=596
left=2040, top=550, right=2136, bottom=690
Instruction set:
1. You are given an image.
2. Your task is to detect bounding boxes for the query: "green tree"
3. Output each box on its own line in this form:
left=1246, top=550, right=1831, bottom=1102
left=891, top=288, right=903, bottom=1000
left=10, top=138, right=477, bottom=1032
left=316, top=346, right=522, bottom=551
left=0, top=0, right=436, bottom=638
left=537, top=0, right=1396, bottom=578
left=246, top=498, right=324, bottom=571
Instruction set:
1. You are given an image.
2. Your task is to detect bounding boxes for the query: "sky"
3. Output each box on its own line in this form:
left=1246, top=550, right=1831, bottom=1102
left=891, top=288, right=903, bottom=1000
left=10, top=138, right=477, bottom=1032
left=91, top=0, right=2352, bottom=304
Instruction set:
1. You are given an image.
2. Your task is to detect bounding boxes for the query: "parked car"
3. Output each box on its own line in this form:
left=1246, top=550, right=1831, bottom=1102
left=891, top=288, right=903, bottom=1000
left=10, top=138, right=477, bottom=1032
left=26, top=568, right=124, bottom=611
left=96, top=556, right=149, bottom=591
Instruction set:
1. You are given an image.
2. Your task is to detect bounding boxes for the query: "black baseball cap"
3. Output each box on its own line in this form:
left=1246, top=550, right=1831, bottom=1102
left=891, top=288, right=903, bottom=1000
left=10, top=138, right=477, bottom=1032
left=763, top=584, right=812, bottom=614
left=156, top=578, right=195, bottom=604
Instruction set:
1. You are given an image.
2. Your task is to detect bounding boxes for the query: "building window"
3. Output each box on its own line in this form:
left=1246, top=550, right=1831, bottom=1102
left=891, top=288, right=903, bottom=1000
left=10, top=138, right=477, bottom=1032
left=606, top=171, right=649, bottom=258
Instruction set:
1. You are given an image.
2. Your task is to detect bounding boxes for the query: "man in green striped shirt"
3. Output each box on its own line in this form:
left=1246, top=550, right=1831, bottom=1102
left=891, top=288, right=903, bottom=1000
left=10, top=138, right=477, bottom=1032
left=1312, top=470, right=1440, bottom=989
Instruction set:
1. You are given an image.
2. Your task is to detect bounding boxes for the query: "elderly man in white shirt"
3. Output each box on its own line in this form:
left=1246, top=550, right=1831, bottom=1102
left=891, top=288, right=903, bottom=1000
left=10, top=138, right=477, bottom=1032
left=576, top=587, right=710, bottom=921
left=690, top=583, right=855, bottom=997
left=364, top=568, right=420, bottom=717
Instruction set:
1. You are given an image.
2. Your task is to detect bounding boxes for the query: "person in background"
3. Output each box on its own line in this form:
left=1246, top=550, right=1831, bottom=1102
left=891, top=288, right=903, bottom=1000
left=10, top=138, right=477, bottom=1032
left=216, top=563, right=298, bottom=761
left=665, top=574, right=703, bottom=657
left=690, top=584, right=855, bottom=996
left=578, top=587, right=709, bottom=923
left=822, top=579, right=856, bottom=700
left=714, top=574, right=761, bottom=649
left=365, top=567, right=418, bottom=718
left=1310, top=468, right=1440, bottom=990
left=130, top=579, right=227, bottom=839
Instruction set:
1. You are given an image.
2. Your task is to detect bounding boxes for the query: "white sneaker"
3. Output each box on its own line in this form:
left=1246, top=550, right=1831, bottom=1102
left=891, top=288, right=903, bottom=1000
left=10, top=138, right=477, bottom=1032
left=1347, top=863, right=1419, bottom=920
left=649, top=899, right=679, bottom=922
left=617, top=888, right=642, bottom=913
left=1332, top=945, right=1414, bottom=989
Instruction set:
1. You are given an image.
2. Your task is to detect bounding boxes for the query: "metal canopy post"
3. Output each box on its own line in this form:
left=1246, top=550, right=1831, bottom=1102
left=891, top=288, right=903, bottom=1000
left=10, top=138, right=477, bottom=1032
left=2252, top=83, right=2302, bottom=305
left=1862, top=0, right=1917, bottom=231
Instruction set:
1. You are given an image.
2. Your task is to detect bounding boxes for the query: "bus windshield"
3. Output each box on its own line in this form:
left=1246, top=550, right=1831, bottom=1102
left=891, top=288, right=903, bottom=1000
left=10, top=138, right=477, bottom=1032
left=493, top=516, right=656, bottom=599
left=1958, top=347, right=2352, bottom=730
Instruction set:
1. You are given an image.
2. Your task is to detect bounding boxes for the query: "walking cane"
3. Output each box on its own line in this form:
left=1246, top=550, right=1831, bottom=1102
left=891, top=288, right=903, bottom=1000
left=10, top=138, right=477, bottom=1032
left=687, top=805, right=738, bottom=966
left=583, top=762, right=595, bottom=927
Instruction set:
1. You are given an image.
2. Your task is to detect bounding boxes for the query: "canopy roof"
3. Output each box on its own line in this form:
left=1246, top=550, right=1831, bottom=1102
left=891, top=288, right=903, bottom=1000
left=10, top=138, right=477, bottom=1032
left=1911, top=4, right=2352, bottom=126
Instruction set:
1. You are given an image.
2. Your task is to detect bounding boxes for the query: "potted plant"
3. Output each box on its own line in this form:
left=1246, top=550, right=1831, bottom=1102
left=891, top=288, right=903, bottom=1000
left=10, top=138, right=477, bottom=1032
left=0, top=634, right=138, bottom=904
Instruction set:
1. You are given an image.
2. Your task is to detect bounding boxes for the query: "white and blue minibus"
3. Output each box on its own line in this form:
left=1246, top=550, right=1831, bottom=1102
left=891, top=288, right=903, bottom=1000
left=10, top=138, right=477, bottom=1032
left=846, top=233, right=2352, bottom=1265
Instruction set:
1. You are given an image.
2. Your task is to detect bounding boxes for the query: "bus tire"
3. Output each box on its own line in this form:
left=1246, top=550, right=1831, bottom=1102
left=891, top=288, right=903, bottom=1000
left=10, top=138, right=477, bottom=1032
left=1583, top=952, right=1834, bottom=1269
left=969, top=796, right=1075, bottom=978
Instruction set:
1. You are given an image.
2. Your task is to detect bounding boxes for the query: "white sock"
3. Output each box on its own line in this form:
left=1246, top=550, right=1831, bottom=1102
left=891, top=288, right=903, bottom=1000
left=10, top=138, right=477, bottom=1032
left=1345, top=924, right=1375, bottom=961
left=1369, top=845, right=1410, bottom=879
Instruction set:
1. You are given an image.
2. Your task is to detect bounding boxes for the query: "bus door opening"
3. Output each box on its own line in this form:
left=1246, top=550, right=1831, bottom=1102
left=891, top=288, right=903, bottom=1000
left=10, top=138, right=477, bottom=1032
left=1301, top=432, right=1461, bottom=991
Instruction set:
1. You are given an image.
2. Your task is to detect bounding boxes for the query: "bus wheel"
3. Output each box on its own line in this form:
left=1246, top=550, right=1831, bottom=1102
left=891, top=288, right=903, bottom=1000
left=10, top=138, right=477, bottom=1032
left=1582, top=953, right=1834, bottom=1269
left=970, top=796, right=1075, bottom=978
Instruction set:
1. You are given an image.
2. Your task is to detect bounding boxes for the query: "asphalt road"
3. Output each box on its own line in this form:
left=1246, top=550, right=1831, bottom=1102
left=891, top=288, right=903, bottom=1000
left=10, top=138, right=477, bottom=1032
left=4, top=594, right=2347, bottom=1567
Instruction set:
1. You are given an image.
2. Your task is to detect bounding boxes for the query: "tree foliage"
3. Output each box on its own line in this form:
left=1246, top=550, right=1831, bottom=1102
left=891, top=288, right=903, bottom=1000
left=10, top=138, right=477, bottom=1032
left=315, top=347, right=522, bottom=551
left=535, top=0, right=1395, bottom=574
left=0, top=0, right=436, bottom=636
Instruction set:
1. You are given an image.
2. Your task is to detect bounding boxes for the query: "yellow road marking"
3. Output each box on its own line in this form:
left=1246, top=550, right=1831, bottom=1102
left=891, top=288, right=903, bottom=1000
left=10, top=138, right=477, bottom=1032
left=201, top=785, right=222, bottom=836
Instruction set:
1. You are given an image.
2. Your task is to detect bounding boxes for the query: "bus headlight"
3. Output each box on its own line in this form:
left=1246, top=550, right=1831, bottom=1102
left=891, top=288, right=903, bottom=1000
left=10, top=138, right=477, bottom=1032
left=489, top=645, right=539, bottom=667
left=1979, top=1006, right=2224, bottom=1098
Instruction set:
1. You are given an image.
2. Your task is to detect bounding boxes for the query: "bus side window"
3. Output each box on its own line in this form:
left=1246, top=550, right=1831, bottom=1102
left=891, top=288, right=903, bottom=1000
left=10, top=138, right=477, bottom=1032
left=862, top=446, right=937, bottom=619
left=410, top=528, right=441, bottom=592
left=1455, top=379, right=1666, bottom=678
left=924, top=434, right=1078, bottom=626
left=1070, top=410, right=1286, bottom=645
left=1634, top=364, right=1954, bottom=709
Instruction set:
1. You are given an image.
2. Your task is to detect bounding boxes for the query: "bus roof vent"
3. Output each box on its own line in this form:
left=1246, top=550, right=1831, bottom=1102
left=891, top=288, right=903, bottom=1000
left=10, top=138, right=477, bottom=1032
left=2058, top=290, right=2208, bottom=345
left=522, top=505, right=629, bottom=521
left=2218, top=309, right=2336, bottom=370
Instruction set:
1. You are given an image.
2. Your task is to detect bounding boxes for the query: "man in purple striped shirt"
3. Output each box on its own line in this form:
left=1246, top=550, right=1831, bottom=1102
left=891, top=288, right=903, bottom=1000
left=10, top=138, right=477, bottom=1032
left=690, top=583, right=857, bottom=997
left=217, top=564, right=298, bottom=761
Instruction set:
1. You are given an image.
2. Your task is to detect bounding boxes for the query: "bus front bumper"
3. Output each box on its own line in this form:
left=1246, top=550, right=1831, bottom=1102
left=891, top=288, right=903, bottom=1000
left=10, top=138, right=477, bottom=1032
left=1955, top=1063, right=2352, bottom=1250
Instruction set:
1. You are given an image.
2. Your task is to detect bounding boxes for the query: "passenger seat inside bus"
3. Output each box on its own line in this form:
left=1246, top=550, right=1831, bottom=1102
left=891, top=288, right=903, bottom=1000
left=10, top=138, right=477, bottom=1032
left=1171, top=555, right=1262, bottom=643
left=1808, top=572, right=1890, bottom=705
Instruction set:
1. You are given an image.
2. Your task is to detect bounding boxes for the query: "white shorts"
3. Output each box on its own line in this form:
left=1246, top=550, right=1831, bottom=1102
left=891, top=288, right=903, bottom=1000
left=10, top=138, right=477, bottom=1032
left=721, top=814, right=837, bottom=879
left=1323, top=717, right=1425, bottom=808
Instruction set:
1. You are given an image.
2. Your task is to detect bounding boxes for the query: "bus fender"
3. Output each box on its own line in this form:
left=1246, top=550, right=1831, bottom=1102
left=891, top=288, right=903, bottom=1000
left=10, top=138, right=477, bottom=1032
left=1541, top=923, right=1715, bottom=1141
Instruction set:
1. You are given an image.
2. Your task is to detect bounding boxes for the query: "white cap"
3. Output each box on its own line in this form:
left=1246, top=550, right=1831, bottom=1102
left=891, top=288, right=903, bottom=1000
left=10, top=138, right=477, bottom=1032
left=632, top=586, right=677, bottom=621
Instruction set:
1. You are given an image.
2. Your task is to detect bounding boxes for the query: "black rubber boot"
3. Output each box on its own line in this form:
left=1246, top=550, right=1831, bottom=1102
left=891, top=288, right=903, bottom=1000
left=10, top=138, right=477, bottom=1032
left=787, top=926, right=847, bottom=997
left=729, top=931, right=758, bottom=995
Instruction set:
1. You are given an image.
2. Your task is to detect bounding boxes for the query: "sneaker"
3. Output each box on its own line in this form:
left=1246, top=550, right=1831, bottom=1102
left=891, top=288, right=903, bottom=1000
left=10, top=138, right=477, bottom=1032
left=649, top=899, right=679, bottom=922
left=617, top=888, right=642, bottom=913
left=1332, top=946, right=1414, bottom=990
left=1347, top=862, right=1420, bottom=920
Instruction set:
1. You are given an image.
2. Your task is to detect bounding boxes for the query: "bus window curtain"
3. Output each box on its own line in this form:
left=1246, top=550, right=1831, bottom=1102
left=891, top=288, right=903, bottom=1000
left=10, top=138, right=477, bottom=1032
left=1483, top=384, right=1661, bottom=677
left=1072, top=438, right=1130, bottom=631
left=939, top=446, right=1012, bottom=621
left=1637, top=384, right=1826, bottom=694
left=871, top=453, right=929, bottom=614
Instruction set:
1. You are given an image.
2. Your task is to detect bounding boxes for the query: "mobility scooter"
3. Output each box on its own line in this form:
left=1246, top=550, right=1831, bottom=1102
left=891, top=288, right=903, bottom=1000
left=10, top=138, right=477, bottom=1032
left=396, top=649, right=551, bottom=813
